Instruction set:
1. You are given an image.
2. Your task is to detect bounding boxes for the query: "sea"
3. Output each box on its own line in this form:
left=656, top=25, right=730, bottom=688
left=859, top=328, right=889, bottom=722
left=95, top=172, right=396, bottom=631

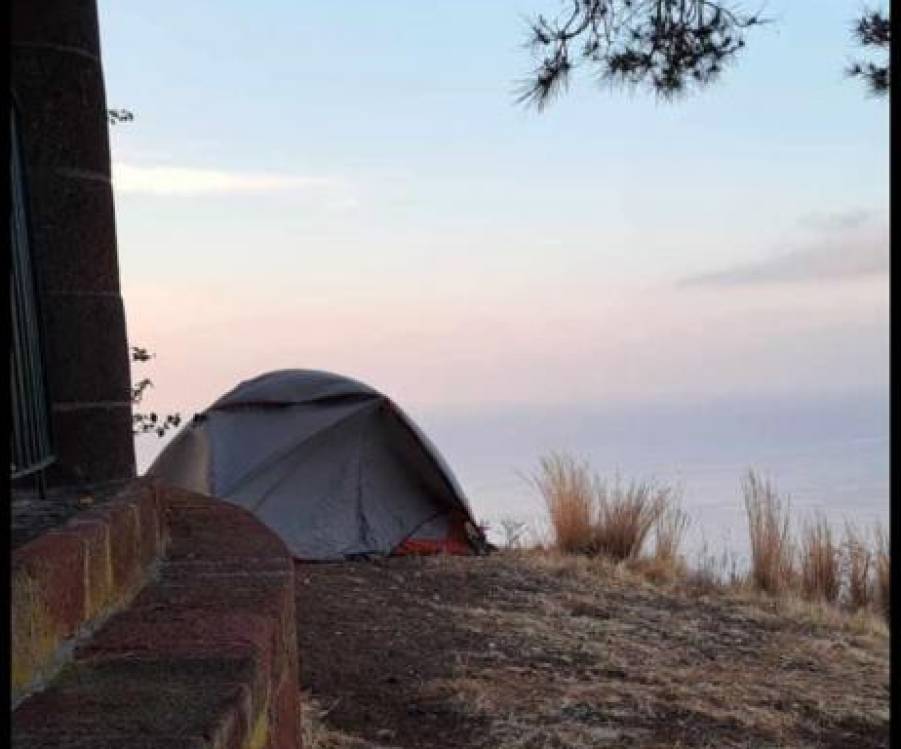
left=136, top=389, right=890, bottom=567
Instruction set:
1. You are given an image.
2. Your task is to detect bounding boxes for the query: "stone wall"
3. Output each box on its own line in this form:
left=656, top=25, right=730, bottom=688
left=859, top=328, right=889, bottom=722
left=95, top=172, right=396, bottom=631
left=11, top=481, right=163, bottom=705
left=11, top=481, right=302, bottom=748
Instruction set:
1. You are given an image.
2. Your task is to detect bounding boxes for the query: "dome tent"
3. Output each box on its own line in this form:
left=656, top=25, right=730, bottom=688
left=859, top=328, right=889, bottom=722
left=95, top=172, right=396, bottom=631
left=148, top=369, right=486, bottom=560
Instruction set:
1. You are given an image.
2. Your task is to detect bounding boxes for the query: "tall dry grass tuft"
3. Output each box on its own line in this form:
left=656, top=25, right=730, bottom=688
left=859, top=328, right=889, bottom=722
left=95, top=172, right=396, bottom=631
left=799, top=513, right=840, bottom=604
left=844, top=522, right=873, bottom=611
left=533, top=453, right=677, bottom=563
left=653, top=496, right=690, bottom=564
left=532, top=453, right=596, bottom=554
left=592, top=476, right=670, bottom=561
left=743, top=470, right=795, bottom=595
left=874, top=524, right=890, bottom=620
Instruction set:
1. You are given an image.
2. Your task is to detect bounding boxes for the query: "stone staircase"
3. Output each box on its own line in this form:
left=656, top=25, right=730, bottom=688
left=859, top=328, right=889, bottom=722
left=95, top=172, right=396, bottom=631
left=11, top=480, right=301, bottom=749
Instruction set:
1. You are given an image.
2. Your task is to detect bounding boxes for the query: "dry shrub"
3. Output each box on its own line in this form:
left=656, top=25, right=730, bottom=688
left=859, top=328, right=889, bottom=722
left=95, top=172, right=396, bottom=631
left=844, top=522, right=874, bottom=611
left=533, top=453, right=674, bottom=563
left=592, top=475, right=670, bottom=561
left=799, top=513, right=840, bottom=603
left=532, top=453, right=596, bottom=554
left=874, top=523, right=890, bottom=620
left=743, top=470, right=795, bottom=595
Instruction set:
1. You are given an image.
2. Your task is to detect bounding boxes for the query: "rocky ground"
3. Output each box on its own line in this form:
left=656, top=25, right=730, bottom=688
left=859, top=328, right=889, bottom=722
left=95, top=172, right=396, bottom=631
left=295, top=551, right=889, bottom=749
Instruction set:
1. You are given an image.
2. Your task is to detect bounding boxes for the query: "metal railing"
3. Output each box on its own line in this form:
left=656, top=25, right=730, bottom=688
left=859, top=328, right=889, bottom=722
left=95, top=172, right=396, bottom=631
left=10, top=103, right=54, bottom=482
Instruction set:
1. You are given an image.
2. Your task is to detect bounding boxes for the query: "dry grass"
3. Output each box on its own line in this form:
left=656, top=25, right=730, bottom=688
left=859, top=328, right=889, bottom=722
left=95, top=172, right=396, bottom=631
left=532, top=453, right=595, bottom=554
left=874, top=523, right=890, bottom=620
left=301, top=694, right=375, bottom=749
left=625, top=499, right=690, bottom=584
left=496, top=517, right=528, bottom=549
left=534, top=456, right=886, bottom=626
left=417, top=553, right=890, bottom=749
left=799, top=512, right=840, bottom=604
left=743, top=470, right=795, bottom=595
left=676, top=543, right=743, bottom=597
left=593, top=476, right=670, bottom=561
left=297, top=548, right=889, bottom=749
left=769, top=591, right=889, bottom=639
left=844, top=522, right=874, bottom=611
left=533, top=452, right=675, bottom=563
left=653, top=496, right=689, bottom=564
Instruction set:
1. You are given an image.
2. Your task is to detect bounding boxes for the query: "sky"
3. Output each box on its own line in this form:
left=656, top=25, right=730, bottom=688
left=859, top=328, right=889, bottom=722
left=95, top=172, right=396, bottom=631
left=97, top=0, right=890, bottom=425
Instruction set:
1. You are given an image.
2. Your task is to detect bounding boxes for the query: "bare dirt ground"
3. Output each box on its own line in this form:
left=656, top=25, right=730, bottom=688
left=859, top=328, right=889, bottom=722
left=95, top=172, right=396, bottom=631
left=295, top=552, right=889, bottom=749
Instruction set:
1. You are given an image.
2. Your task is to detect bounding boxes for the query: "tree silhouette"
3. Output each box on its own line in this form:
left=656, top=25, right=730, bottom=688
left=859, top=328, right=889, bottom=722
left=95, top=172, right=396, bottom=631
left=130, top=346, right=182, bottom=438
left=107, top=108, right=134, bottom=124
left=517, top=1, right=765, bottom=108
left=104, top=109, right=180, bottom=438
left=847, top=9, right=890, bottom=95
left=518, top=2, right=891, bottom=108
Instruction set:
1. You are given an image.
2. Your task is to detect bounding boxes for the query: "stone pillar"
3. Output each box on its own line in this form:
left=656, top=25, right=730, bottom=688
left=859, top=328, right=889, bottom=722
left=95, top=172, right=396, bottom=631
left=11, top=0, right=136, bottom=487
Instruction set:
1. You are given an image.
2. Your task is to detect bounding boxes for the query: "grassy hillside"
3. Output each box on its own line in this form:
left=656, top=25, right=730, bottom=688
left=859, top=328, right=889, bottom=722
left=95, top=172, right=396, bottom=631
left=297, top=551, right=889, bottom=749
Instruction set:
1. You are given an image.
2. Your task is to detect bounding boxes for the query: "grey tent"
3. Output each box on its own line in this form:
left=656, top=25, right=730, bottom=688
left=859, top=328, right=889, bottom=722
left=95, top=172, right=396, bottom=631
left=147, top=369, right=485, bottom=560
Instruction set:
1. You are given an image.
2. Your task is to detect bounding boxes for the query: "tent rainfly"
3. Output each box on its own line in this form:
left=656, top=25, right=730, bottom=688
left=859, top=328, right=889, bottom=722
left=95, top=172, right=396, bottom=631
left=147, top=369, right=487, bottom=560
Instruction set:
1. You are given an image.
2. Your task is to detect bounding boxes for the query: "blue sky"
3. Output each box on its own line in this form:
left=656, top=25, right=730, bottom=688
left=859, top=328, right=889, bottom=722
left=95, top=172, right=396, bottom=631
left=98, top=1, right=889, bottom=417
